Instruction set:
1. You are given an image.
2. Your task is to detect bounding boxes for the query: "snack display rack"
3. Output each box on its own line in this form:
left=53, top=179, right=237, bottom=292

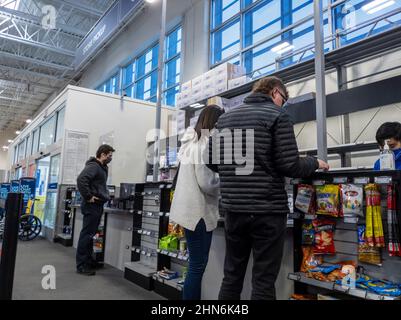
left=124, top=182, right=175, bottom=295
left=289, top=169, right=401, bottom=300
left=54, top=186, right=76, bottom=247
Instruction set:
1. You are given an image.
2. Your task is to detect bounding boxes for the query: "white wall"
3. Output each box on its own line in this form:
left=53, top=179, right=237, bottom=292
left=65, top=87, right=175, bottom=185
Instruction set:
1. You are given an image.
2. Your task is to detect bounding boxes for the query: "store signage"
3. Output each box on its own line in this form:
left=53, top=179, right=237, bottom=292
left=0, top=183, right=10, bottom=200
left=75, top=0, right=144, bottom=70
left=11, top=180, right=20, bottom=193
left=75, top=3, right=119, bottom=69
left=374, top=176, right=392, bottom=184
left=333, top=177, right=348, bottom=184
left=48, top=183, right=58, bottom=190
left=120, top=0, right=142, bottom=22
left=20, top=177, right=36, bottom=215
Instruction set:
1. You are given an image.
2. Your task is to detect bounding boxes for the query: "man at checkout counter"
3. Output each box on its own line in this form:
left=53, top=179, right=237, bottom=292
left=374, top=122, right=401, bottom=170
left=76, top=144, right=115, bottom=276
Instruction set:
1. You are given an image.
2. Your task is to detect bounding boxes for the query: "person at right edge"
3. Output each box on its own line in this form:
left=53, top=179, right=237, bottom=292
left=76, top=144, right=115, bottom=276
left=207, top=76, right=329, bottom=300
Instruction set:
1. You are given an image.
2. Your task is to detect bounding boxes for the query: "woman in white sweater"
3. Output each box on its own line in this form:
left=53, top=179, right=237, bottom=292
left=170, top=105, right=224, bottom=300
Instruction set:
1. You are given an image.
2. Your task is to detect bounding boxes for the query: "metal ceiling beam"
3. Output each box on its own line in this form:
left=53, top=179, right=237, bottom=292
left=0, top=95, right=45, bottom=103
left=0, top=77, right=58, bottom=92
left=0, top=63, right=64, bottom=80
left=0, top=6, right=87, bottom=38
left=0, top=49, right=74, bottom=71
left=48, top=0, right=104, bottom=17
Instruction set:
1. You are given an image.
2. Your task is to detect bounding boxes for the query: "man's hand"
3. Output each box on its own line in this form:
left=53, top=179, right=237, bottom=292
left=317, top=159, right=330, bottom=171
left=88, top=196, right=100, bottom=203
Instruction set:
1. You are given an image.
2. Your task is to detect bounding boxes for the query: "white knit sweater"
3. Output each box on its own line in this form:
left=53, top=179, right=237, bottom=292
left=169, top=128, right=220, bottom=232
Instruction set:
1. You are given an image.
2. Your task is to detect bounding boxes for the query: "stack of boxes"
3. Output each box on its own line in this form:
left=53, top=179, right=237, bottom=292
left=177, top=63, right=248, bottom=109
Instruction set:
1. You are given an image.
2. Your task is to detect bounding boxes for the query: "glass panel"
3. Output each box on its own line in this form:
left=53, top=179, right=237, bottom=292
left=243, top=0, right=281, bottom=48
left=32, top=130, right=39, bottom=154
left=17, top=140, right=26, bottom=162
left=56, top=108, right=65, bottom=142
left=125, top=84, right=135, bottom=98
left=26, top=134, right=32, bottom=157
left=166, top=27, right=182, bottom=60
left=123, top=63, right=135, bottom=87
left=165, top=56, right=181, bottom=89
left=212, top=0, right=240, bottom=29
left=136, top=71, right=158, bottom=101
left=39, top=115, right=56, bottom=149
left=212, top=18, right=241, bottom=64
left=164, top=86, right=180, bottom=107
left=136, top=45, right=159, bottom=79
left=43, top=154, right=60, bottom=230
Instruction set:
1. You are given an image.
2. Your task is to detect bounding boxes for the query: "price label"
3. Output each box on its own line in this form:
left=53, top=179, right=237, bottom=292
left=344, top=217, right=359, bottom=224
left=159, top=212, right=164, bottom=217
left=374, top=176, right=392, bottom=184
left=135, top=248, right=140, bottom=253
left=137, top=211, right=142, bottom=215
left=156, top=249, right=160, bottom=253
left=141, top=251, right=146, bottom=255
left=146, top=231, right=151, bottom=236
left=146, top=252, right=151, bottom=257
left=129, top=210, right=134, bottom=213
left=291, top=179, right=301, bottom=185
left=333, top=177, right=348, bottom=184
left=137, top=230, right=143, bottom=234
left=354, top=177, right=369, bottom=184
left=165, top=213, right=170, bottom=217
left=313, top=180, right=326, bottom=186
left=288, top=273, right=301, bottom=281
left=147, top=212, right=153, bottom=217
left=162, top=250, right=168, bottom=255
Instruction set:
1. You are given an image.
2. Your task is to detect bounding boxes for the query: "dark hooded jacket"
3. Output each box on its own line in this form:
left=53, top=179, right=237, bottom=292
left=207, top=92, right=319, bottom=215
left=77, top=157, right=110, bottom=204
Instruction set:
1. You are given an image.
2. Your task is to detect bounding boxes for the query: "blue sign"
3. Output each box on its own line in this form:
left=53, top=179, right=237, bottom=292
left=48, top=183, right=58, bottom=190
left=75, top=3, right=119, bottom=69
left=11, top=180, right=20, bottom=193
left=75, top=0, right=143, bottom=69
left=0, top=183, right=10, bottom=200
left=20, top=177, right=36, bottom=215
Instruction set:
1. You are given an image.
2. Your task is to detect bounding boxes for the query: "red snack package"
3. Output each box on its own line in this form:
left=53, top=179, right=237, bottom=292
left=313, top=219, right=336, bottom=255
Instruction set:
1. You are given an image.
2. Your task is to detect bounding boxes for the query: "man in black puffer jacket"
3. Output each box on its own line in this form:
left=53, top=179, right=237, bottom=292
left=76, top=144, right=115, bottom=275
left=207, top=76, right=329, bottom=300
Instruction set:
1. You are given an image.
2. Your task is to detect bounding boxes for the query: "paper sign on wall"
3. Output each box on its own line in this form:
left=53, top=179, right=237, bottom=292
left=62, top=130, right=90, bottom=185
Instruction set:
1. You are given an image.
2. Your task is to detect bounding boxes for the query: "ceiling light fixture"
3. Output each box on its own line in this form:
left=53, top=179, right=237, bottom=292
left=277, top=45, right=295, bottom=55
left=26, top=119, right=32, bottom=124
left=362, top=0, right=395, bottom=14
left=271, top=42, right=291, bottom=53
left=15, top=130, right=21, bottom=135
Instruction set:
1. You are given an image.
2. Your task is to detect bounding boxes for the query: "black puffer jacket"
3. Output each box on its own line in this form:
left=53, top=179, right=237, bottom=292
left=207, top=93, right=318, bottom=215
left=77, top=157, right=110, bottom=204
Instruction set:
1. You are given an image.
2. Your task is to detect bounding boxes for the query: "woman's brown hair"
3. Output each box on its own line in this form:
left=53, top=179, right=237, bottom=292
left=194, top=104, right=225, bottom=139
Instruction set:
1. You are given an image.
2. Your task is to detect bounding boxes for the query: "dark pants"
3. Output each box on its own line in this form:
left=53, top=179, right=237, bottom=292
left=218, top=213, right=287, bottom=300
left=183, top=219, right=213, bottom=300
left=76, top=202, right=103, bottom=269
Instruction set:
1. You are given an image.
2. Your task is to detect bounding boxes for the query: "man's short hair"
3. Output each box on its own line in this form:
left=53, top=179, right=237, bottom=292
left=96, top=144, right=115, bottom=158
left=376, top=122, right=401, bottom=146
left=252, top=76, right=289, bottom=99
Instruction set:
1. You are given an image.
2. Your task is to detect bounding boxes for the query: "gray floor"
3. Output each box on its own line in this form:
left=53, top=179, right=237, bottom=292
left=7, top=238, right=164, bottom=300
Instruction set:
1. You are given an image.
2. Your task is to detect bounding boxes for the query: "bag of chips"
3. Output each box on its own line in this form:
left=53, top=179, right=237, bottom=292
left=295, top=184, right=315, bottom=214
left=316, top=185, right=341, bottom=217
left=358, top=225, right=382, bottom=266
left=313, top=219, right=336, bottom=255
left=341, top=184, right=363, bottom=216
left=301, top=246, right=323, bottom=273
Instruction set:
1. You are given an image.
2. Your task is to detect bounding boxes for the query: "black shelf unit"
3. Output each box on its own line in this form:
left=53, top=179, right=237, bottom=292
left=290, top=169, right=401, bottom=300
left=54, top=187, right=76, bottom=247
left=124, top=182, right=173, bottom=293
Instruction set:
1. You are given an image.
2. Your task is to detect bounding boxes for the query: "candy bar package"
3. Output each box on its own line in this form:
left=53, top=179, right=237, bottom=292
left=295, top=184, right=315, bottom=214
left=316, top=185, right=341, bottom=217
left=312, top=219, right=336, bottom=255
left=341, top=184, right=363, bottom=216
left=358, top=225, right=382, bottom=266
left=302, top=220, right=315, bottom=245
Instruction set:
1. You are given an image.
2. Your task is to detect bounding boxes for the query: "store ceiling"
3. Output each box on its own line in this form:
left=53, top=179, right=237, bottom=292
left=0, top=0, right=115, bottom=136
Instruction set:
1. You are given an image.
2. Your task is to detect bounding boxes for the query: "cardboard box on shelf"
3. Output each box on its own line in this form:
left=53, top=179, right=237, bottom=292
left=192, top=75, right=203, bottom=88
left=214, top=62, right=246, bottom=80
left=228, top=76, right=252, bottom=90
left=181, top=80, right=192, bottom=93
left=228, top=93, right=249, bottom=111
left=207, top=96, right=231, bottom=110
left=215, top=83, right=228, bottom=95
left=176, top=93, right=183, bottom=108
left=202, top=69, right=215, bottom=83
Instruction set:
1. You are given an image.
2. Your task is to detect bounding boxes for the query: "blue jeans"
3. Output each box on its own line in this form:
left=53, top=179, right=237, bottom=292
left=183, top=219, right=213, bottom=300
